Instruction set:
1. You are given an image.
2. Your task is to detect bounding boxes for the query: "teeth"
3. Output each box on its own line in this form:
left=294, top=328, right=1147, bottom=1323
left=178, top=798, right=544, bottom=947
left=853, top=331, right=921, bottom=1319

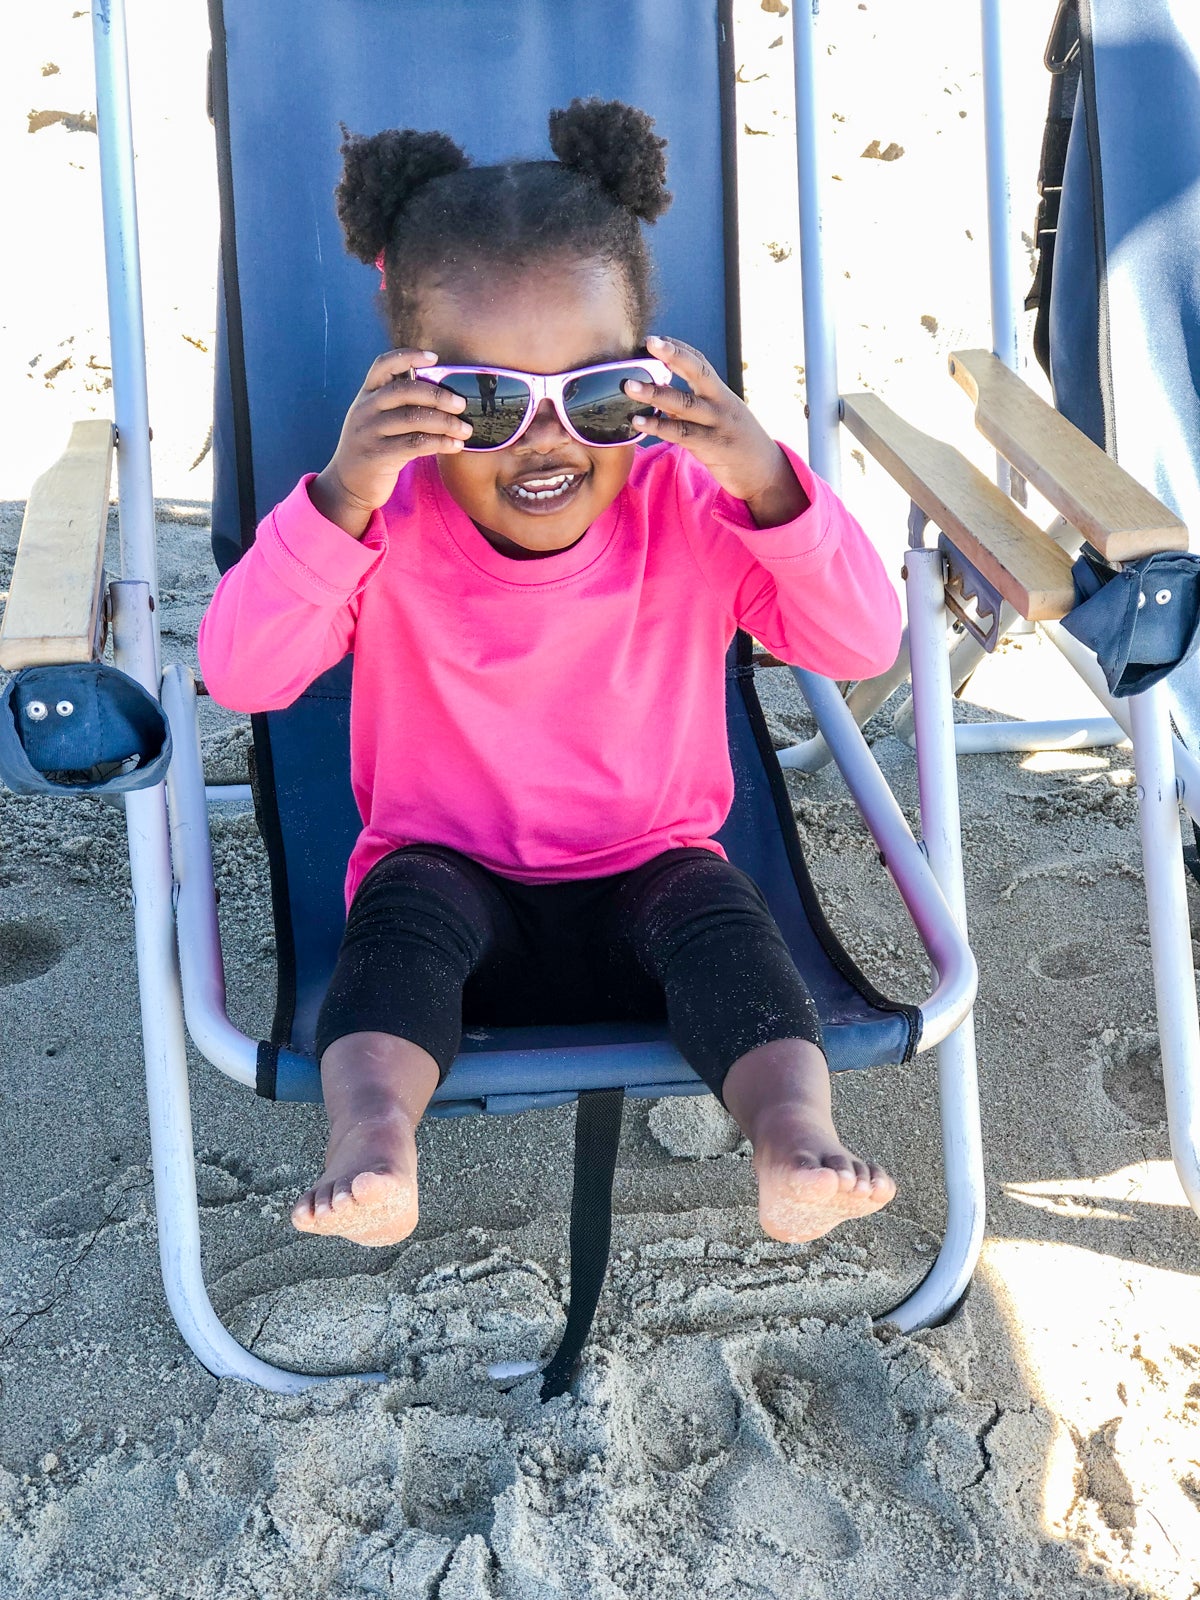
left=510, top=473, right=579, bottom=502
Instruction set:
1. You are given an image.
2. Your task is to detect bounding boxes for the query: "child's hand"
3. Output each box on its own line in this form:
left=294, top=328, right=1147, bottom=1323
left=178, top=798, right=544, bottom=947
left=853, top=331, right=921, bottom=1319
left=626, top=336, right=811, bottom=528
left=309, top=349, right=473, bottom=537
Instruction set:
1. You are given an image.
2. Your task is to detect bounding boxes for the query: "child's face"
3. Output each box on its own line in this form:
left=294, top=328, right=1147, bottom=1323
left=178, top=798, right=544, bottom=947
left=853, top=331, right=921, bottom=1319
left=411, top=259, right=641, bottom=557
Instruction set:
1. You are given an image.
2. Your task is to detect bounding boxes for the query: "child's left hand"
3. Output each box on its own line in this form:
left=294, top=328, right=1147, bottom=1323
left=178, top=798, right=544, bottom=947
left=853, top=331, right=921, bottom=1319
left=626, top=335, right=811, bottom=528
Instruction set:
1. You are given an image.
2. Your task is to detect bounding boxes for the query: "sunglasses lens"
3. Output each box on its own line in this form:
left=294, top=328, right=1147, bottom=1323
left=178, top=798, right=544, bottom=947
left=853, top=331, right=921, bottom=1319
left=437, top=372, right=531, bottom=448
left=563, top=365, right=659, bottom=445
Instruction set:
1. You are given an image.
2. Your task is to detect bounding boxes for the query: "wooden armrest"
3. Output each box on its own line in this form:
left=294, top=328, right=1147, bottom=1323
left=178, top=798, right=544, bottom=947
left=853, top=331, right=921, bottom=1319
left=949, top=349, right=1187, bottom=561
left=840, top=391, right=1076, bottom=620
left=0, top=419, right=114, bottom=670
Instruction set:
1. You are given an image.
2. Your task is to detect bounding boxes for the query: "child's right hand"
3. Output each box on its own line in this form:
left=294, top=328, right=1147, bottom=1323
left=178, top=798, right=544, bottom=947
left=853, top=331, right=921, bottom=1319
left=308, top=349, right=473, bottom=537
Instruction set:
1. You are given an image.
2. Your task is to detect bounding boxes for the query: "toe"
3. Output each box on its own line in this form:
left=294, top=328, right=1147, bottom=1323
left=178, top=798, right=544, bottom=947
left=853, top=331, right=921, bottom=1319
left=821, top=1152, right=858, bottom=1189
left=290, top=1191, right=316, bottom=1230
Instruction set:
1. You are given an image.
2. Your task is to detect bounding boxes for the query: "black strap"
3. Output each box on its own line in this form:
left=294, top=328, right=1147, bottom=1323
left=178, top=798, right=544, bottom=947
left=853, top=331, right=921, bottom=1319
left=540, top=1087, right=625, bottom=1401
left=1026, top=0, right=1083, bottom=378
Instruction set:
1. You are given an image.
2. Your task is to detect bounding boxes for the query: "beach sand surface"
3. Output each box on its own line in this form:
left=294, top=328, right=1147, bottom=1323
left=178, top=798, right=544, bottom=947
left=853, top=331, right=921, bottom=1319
left=3, top=3, right=1200, bottom=1597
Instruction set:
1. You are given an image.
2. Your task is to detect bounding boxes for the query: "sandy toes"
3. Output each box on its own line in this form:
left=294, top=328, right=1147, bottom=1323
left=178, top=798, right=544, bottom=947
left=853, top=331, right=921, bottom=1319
left=291, top=1167, right=419, bottom=1247
left=755, top=1148, right=897, bottom=1243
left=291, top=1107, right=422, bottom=1246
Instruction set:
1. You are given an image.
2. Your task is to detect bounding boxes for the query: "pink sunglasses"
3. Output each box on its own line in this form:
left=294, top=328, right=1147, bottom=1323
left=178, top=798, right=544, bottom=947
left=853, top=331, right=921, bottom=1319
left=413, top=356, right=673, bottom=451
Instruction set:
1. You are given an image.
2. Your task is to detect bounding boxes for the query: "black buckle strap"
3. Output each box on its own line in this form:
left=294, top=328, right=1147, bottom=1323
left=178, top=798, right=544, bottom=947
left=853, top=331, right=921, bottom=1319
left=1026, top=0, right=1083, bottom=375
left=1045, top=0, right=1081, bottom=74
left=540, top=1087, right=625, bottom=1401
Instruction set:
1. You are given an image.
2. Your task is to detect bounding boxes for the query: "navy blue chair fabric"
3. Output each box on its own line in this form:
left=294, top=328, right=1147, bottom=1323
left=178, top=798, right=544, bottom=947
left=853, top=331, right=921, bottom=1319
left=0, top=663, right=172, bottom=796
left=206, top=0, right=918, bottom=1106
left=1062, top=548, right=1200, bottom=696
left=1047, top=1, right=1200, bottom=735
left=1050, top=0, right=1200, bottom=534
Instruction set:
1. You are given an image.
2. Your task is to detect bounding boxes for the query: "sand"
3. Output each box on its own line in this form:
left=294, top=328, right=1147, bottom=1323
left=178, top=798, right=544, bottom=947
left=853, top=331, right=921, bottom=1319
left=4, top=2, right=1200, bottom=1597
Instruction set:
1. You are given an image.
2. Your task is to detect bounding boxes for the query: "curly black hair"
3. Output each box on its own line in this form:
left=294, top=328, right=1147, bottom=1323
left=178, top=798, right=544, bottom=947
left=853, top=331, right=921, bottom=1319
left=335, top=99, right=671, bottom=344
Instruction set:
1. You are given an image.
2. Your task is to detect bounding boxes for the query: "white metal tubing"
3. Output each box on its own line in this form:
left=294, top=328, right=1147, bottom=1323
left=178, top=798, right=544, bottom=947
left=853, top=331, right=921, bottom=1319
left=92, top=11, right=370, bottom=1389
left=162, top=665, right=258, bottom=1088
left=1041, top=622, right=1135, bottom=732
left=980, top=0, right=1023, bottom=378
left=1127, top=685, right=1200, bottom=1215
left=885, top=549, right=986, bottom=1330
left=947, top=718, right=1127, bottom=755
left=894, top=599, right=1020, bottom=743
left=206, top=784, right=253, bottom=803
left=791, top=0, right=841, bottom=488
left=109, top=589, right=336, bottom=1389
left=1041, top=620, right=1200, bottom=827
left=777, top=640, right=913, bottom=774
left=91, top=0, right=159, bottom=671
left=791, top=669, right=977, bottom=1050
left=1169, top=735, right=1200, bottom=830
left=980, top=0, right=1024, bottom=498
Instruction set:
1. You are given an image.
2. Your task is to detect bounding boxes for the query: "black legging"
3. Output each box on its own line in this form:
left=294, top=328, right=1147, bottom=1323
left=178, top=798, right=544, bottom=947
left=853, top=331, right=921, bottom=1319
left=314, top=843, right=823, bottom=1103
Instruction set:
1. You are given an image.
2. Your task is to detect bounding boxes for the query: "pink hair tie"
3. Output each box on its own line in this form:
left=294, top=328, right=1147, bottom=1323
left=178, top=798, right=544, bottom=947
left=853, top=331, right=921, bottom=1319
left=374, top=251, right=387, bottom=290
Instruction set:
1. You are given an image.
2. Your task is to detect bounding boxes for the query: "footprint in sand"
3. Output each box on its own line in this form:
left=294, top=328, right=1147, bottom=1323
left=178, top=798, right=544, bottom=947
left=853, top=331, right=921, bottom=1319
left=1098, top=1035, right=1166, bottom=1127
left=634, top=1338, right=741, bottom=1473
left=703, top=1421, right=861, bottom=1560
left=1028, top=939, right=1106, bottom=982
left=398, top=1411, right=516, bottom=1541
left=0, top=917, right=67, bottom=987
left=34, top=1168, right=148, bottom=1240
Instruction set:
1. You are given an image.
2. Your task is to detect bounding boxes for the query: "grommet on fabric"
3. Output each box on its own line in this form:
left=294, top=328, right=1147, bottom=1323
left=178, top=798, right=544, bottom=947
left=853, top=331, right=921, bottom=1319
left=1137, top=591, right=1147, bottom=609
left=0, top=663, right=173, bottom=796
left=1156, top=589, right=1172, bottom=605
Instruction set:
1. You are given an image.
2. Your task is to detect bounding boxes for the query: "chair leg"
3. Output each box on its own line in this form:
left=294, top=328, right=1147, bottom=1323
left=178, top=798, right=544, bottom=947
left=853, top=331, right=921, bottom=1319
left=124, top=773, right=383, bottom=1391
left=1127, top=685, right=1200, bottom=1216
left=885, top=545, right=987, bottom=1331
left=1043, top=624, right=1200, bottom=1217
left=777, top=641, right=914, bottom=775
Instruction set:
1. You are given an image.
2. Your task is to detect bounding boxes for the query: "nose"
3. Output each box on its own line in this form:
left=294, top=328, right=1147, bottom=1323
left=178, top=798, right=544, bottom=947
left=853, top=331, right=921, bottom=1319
left=520, top=397, right=572, bottom=450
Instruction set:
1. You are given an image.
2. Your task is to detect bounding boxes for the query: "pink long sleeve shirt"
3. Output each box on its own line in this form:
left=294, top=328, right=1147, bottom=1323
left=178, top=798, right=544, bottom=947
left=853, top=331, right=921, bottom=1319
left=198, top=441, right=900, bottom=912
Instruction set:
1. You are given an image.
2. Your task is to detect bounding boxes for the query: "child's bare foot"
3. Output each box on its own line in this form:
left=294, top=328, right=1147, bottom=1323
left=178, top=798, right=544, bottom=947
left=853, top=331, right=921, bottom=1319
left=291, top=1108, right=421, bottom=1245
left=749, top=1106, right=896, bottom=1242
left=290, top=1031, right=440, bottom=1247
left=721, top=1038, right=896, bottom=1243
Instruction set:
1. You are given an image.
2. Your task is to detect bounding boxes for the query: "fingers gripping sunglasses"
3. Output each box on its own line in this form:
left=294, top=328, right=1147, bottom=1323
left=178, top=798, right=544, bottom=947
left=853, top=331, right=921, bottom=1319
left=413, top=357, right=674, bottom=451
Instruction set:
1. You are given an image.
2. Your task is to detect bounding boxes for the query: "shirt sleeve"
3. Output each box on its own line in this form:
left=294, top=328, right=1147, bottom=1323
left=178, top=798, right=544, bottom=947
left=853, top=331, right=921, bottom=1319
left=673, top=442, right=902, bottom=680
left=196, top=474, right=388, bottom=712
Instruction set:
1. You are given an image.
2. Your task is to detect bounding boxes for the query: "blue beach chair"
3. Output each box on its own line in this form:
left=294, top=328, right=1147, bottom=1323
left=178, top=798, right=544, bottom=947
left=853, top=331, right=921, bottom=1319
left=779, top=0, right=1200, bottom=1221
left=0, top=0, right=982, bottom=1396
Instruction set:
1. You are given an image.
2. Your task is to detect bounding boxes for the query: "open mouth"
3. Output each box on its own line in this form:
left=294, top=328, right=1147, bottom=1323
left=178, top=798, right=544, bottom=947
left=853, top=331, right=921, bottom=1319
left=501, top=470, right=588, bottom=513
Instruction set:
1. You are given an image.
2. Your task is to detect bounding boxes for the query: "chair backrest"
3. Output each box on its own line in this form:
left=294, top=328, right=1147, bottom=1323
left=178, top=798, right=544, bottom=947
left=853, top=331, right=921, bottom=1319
left=206, top=0, right=917, bottom=1078
left=1049, top=0, right=1200, bottom=535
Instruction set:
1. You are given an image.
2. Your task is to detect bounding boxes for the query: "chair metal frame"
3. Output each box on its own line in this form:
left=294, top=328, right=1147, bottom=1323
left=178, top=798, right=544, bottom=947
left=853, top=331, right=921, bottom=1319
left=781, top=0, right=1200, bottom=1222
left=38, top=0, right=995, bottom=1393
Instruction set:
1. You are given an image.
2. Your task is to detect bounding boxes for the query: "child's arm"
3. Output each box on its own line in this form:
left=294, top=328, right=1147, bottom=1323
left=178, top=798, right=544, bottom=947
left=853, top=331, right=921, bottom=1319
left=199, top=346, right=470, bottom=710
left=196, top=476, right=387, bottom=711
left=675, top=442, right=901, bottom=680
left=628, top=336, right=901, bottom=678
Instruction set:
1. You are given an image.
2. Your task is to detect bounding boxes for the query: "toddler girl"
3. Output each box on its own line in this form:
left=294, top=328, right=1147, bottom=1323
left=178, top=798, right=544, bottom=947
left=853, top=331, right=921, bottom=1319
left=198, top=99, right=902, bottom=1252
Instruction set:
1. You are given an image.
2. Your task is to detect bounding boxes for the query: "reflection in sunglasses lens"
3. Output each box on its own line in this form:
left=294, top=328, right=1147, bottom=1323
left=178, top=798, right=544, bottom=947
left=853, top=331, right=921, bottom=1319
left=564, top=365, right=657, bottom=444
left=438, top=372, right=531, bottom=448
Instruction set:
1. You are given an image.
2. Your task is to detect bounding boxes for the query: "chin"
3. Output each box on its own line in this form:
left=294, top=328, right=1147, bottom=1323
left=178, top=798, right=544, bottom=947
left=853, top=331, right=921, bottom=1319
left=492, top=480, right=595, bottom=549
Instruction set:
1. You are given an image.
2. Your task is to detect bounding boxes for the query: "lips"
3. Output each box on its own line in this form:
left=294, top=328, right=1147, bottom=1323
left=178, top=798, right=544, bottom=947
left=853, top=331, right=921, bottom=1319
left=501, top=466, right=589, bottom=513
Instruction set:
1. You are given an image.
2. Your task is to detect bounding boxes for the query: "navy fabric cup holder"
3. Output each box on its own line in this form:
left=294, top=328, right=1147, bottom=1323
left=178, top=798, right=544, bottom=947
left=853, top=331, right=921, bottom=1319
left=0, top=663, right=172, bottom=796
left=1061, top=548, right=1200, bottom=698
